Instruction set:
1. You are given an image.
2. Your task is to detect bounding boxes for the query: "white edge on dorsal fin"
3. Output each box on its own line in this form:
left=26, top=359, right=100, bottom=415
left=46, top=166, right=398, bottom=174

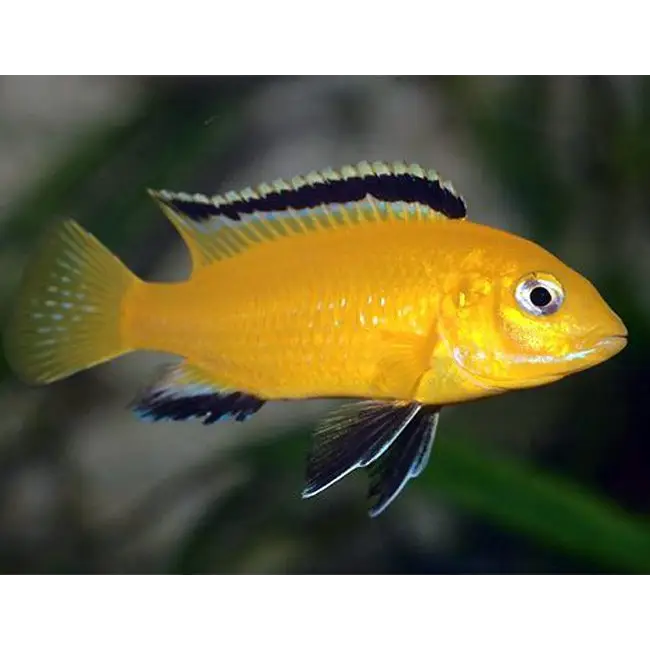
left=147, top=161, right=466, bottom=272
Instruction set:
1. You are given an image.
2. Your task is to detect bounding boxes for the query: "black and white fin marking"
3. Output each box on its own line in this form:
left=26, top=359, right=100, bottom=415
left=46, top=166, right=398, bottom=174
left=366, top=408, right=440, bottom=517
left=147, top=161, right=467, bottom=270
left=301, top=400, right=422, bottom=500
left=132, top=362, right=265, bottom=424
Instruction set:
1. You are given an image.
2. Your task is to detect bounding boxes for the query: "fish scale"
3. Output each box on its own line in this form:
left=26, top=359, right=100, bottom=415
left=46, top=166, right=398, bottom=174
left=128, top=222, right=444, bottom=399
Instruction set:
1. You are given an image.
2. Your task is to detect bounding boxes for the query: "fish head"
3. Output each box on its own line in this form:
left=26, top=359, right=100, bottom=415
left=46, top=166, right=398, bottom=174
left=447, top=231, right=627, bottom=391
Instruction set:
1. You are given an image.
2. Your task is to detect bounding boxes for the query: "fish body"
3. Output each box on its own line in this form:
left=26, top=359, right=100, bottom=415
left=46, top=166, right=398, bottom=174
left=3, top=162, right=628, bottom=516
left=127, top=218, right=493, bottom=403
left=126, top=216, right=625, bottom=405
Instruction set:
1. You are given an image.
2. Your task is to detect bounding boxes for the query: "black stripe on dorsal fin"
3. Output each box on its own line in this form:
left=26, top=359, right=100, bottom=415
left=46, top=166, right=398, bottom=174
left=366, top=407, right=440, bottom=517
left=131, top=362, right=265, bottom=424
left=152, top=161, right=467, bottom=224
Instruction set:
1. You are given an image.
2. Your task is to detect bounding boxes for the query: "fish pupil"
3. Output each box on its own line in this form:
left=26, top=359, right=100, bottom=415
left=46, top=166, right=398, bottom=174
left=530, top=286, right=552, bottom=307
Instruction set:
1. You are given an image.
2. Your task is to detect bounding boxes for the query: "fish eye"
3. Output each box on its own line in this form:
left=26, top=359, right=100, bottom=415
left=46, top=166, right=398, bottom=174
left=515, top=274, right=564, bottom=316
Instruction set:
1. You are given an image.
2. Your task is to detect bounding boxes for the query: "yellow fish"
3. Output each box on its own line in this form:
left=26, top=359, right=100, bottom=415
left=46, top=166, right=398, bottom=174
left=3, top=161, right=628, bottom=516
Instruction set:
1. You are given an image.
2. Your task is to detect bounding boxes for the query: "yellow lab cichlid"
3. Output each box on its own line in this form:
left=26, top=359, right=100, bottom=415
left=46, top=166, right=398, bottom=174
left=3, top=161, right=627, bottom=516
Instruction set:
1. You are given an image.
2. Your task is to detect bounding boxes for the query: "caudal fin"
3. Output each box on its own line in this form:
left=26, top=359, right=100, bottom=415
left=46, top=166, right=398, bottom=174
left=4, top=220, right=139, bottom=385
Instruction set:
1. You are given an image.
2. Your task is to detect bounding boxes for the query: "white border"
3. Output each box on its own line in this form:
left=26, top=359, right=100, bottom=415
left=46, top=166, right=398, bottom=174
left=1, top=0, right=644, bottom=73
left=1, top=577, right=646, bottom=648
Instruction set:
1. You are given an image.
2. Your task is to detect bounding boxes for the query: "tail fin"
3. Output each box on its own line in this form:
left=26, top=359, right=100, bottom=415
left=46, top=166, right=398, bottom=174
left=4, top=220, right=139, bottom=385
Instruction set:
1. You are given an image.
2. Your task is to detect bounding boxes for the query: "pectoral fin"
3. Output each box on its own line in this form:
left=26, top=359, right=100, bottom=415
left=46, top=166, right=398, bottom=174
left=370, top=330, right=432, bottom=398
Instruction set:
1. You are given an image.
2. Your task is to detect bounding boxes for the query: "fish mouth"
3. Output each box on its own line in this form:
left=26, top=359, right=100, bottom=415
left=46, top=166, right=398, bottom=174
left=565, top=331, right=628, bottom=369
left=453, top=332, right=628, bottom=392
left=594, top=333, right=628, bottom=355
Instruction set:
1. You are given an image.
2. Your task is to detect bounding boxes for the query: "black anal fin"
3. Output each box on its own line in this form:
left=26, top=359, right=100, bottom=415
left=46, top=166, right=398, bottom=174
left=366, top=408, right=440, bottom=517
left=301, top=401, right=422, bottom=499
left=131, top=362, right=265, bottom=424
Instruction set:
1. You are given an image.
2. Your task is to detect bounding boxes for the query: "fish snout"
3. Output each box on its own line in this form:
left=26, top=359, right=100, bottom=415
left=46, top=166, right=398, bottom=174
left=588, top=312, right=628, bottom=356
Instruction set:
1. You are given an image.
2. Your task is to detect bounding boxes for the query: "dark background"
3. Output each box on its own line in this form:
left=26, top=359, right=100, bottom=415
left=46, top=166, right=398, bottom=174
left=0, top=76, right=648, bottom=574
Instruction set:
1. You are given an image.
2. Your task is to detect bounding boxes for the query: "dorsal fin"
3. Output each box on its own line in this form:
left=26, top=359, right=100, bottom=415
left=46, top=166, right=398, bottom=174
left=148, top=161, right=467, bottom=271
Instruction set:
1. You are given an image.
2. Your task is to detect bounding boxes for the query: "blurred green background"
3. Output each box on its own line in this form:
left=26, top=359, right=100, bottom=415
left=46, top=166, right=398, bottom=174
left=0, top=76, right=649, bottom=574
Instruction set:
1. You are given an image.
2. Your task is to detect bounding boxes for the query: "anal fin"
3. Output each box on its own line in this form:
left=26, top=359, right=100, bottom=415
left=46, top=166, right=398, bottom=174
left=132, top=361, right=266, bottom=424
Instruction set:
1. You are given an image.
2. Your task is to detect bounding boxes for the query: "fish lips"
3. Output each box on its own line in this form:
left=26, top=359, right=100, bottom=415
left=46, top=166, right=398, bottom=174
left=594, top=333, right=628, bottom=356
left=454, top=332, right=628, bottom=391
